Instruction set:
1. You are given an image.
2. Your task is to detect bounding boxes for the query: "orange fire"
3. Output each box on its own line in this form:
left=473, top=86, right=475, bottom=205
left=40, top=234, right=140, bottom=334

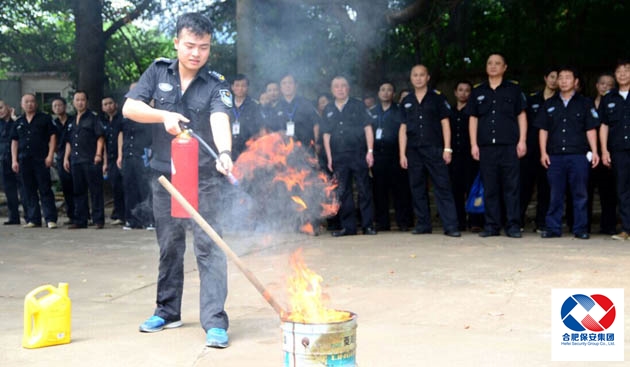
left=299, top=222, right=314, bottom=235
left=275, top=169, right=309, bottom=191
left=291, top=196, right=307, bottom=211
left=284, top=248, right=351, bottom=323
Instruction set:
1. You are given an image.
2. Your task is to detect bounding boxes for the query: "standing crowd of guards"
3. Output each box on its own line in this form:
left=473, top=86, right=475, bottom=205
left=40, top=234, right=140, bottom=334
left=2, top=53, right=630, bottom=241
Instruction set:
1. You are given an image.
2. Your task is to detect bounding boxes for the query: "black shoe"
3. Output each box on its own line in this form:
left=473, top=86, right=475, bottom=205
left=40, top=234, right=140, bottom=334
left=478, top=230, right=500, bottom=238
left=363, top=227, right=377, bottom=235
left=574, top=233, right=590, bottom=240
left=540, top=231, right=561, bottom=238
left=445, top=230, right=461, bottom=237
left=3, top=220, right=20, bottom=225
left=506, top=231, right=522, bottom=238
left=68, top=223, right=87, bottom=229
left=332, top=228, right=356, bottom=237
left=411, top=227, right=432, bottom=235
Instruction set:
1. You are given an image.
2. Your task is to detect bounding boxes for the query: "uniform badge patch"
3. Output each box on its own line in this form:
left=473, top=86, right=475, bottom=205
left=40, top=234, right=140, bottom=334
left=219, top=89, right=233, bottom=108
left=327, top=111, right=333, bottom=117
left=477, top=95, right=485, bottom=101
left=404, top=103, right=412, bottom=108
left=158, top=83, right=173, bottom=92
left=532, top=104, right=540, bottom=109
left=444, top=100, right=451, bottom=110
left=608, top=102, right=616, bottom=108
left=591, top=108, right=599, bottom=118
left=547, top=106, right=555, bottom=113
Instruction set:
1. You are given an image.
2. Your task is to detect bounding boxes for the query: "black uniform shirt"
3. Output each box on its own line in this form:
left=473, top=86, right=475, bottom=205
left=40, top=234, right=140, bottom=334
left=370, top=103, right=402, bottom=156
left=102, top=112, right=123, bottom=160
left=321, top=98, right=372, bottom=155
left=400, top=90, right=451, bottom=148
left=534, top=93, right=599, bottom=155
left=125, top=58, right=232, bottom=173
left=121, top=118, right=152, bottom=158
left=52, top=117, right=70, bottom=160
left=0, top=116, right=15, bottom=161
left=269, top=95, right=320, bottom=146
left=65, top=110, right=105, bottom=165
left=11, top=112, right=55, bottom=160
left=599, top=88, right=630, bottom=152
left=525, top=91, right=546, bottom=156
left=449, top=105, right=471, bottom=154
left=466, top=80, right=527, bottom=146
left=228, top=96, right=262, bottom=157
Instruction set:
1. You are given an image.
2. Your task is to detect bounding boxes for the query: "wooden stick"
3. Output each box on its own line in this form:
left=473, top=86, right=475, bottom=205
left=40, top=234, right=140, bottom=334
left=158, top=175, right=286, bottom=317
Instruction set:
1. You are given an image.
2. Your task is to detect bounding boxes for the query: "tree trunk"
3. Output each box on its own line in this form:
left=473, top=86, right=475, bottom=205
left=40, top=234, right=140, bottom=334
left=73, top=0, right=105, bottom=111
left=236, top=0, right=255, bottom=78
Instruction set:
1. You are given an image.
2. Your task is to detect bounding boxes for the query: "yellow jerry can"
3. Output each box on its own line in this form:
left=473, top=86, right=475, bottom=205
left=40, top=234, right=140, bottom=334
left=22, top=283, right=71, bottom=349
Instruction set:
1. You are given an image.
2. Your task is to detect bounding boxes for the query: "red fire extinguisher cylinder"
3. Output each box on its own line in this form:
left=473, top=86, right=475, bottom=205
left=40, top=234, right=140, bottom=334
left=171, top=132, right=199, bottom=217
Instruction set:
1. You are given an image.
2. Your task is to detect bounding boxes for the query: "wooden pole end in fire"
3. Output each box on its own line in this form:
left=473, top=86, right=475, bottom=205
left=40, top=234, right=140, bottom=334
left=157, top=175, right=286, bottom=317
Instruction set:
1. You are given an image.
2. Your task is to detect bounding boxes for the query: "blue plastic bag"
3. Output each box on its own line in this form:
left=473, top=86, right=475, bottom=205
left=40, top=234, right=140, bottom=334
left=466, top=173, right=485, bottom=214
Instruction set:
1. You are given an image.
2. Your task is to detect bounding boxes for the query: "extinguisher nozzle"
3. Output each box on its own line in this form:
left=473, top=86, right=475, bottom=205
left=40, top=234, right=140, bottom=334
left=227, top=172, right=239, bottom=186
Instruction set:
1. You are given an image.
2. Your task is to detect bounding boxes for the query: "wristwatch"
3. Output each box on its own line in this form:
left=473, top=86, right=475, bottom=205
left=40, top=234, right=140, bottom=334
left=443, top=148, right=453, bottom=153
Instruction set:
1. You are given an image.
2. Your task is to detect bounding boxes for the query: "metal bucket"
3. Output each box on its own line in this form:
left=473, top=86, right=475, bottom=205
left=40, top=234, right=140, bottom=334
left=281, top=312, right=357, bottom=366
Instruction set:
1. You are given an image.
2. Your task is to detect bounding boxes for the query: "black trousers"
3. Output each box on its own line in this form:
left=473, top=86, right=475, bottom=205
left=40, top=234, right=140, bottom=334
left=1, top=157, right=23, bottom=222
left=56, top=158, right=75, bottom=221
left=519, top=153, right=549, bottom=229
left=19, top=157, right=57, bottom=224
left=612, top=151, right=630, bottom=233
left=107, top=159, right=125, bottom=221
left=122, top=156, right=154, bottom=228
left=71, top=162, right=104, bottom=226
left=334, top=151, right=374, bottom=232
left=407, top=145, right=458, bottom=232
left=449, top=152, right=484, bottom=230
left=479, top=145, right=521, bottom=233
left=372, top=153, right=413, bottom=230
left=588, top=163, right=617, bottom=233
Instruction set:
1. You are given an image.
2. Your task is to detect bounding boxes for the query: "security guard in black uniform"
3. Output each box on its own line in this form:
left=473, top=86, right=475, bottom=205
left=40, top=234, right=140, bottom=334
left=521, top=68, right=556, bottom=232
left=322, top=76, right=376, bottom=236
left=536, top=66, right=600, bottom=239
left=63, top=90, right=106, bottom=229
left=117, top=82, right=154, bottom=230
left=228, top=74, right=262, bottom=159
left=467, top=53, right=528, bottom=238
left=0, top=99, right=22, bottom=224
left=600, top=59, right=630, bottom=241
left=11, top=93, right=58, bottom=228
left=449, top=80, right=483, bottom=231
left=399, top=65, right=460, bottom=237
left=122, top=13, right=234, bottom=347
left=51, top=97, right=75, bottom=224
left=370, top=82, right=413, bottom=231
left=102, top=96, right=125, bottom=224
left=269, top=73, right=321, bottom=149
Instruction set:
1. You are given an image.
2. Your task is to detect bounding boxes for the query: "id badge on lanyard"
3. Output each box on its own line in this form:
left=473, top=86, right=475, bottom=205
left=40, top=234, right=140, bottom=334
left=375, top=127, right=383, bottom=140
left=286, top=120, right=295, bottom=137
left=232, top=120, right=240, bottom=136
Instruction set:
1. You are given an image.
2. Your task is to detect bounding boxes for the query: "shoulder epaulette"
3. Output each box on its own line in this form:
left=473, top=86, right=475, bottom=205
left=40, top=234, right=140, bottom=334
left=208, top=70, right=226, bottom=81
left=474, top=82, right=482, bottom=88
left=91, top=111, right=98, bottom=116
left=509, top=80, right=520, bottom=85
left=433, top=89, right=442, bottom=95
left=529, top=92, right=538, bottom=96
left=154, top=57, right=171, bottom=64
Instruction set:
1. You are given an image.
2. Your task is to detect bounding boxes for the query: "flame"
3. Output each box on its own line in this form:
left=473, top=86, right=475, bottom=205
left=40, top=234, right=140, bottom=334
left=320, top=201, right=340, bottom=217
left=300, top=222, right=314, bottom=235
left=275, top=169, right=309, bottom=191
left=291, top=196, right=308, bottom=211
left=283, top=248, right=350, bottom=323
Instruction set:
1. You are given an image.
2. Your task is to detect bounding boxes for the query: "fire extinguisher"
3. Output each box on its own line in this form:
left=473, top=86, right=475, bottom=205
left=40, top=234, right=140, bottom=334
left=171, top=130, right=199, bottom=218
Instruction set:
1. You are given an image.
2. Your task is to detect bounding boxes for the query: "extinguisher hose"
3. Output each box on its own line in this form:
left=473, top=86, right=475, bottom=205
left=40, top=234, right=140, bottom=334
left=179, top=124, right=239, bottom=186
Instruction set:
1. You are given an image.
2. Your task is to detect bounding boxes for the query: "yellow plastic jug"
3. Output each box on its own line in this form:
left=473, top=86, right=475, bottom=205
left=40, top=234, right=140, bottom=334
left=22, top=282, right=71, bottom=349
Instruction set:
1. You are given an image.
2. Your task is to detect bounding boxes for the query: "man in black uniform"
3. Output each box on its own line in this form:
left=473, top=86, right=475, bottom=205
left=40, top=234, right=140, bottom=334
left=63, top=91, right=106, bottom=229
left=51, top=97, right=75, bottom=225
left=102, top=96, right=125, bottom=225
left=600, top=59, right=630, bottom=241
left=270, top=73, right=321, bottom=149
left=260, top=81, right=280, bottom=122
left=399, top=65, right=460, bottom=237
left=467, top=53, right=528, bottom=238
left=0, top=99, right=22, bottom=224
left=521, top=68, right=556, bottom=232
left=536, top=66, right=600, bottom=239
left=122, top=13, right=234, bottom=348
left=11, top=93, right=58, bottom=228
left=370, top=82, right=412, bottom=231
left=117, top=83, right=154, bottom=230
left=322, top=75, right=376, bottom=236
left=228, top=74, right=262, bottom=159
left=449, top=80, right=483, bottom=232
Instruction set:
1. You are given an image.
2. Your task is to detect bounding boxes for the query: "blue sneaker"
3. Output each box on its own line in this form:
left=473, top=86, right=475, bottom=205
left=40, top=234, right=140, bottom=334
left=206, top=328, right=229, bottom=348
left=139, top=315, right=182, bottom=333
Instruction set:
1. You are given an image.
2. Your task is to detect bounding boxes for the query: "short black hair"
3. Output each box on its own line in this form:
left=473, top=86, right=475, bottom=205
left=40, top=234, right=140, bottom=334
left=74, top=90, right=89, bottom=100
left=51, top=97, right=66, bottom=105
left=265, top=81, right=278, bottom=89
left=488, top=52, right=507, bottom=64
left=454, top=80, right=473, bottom=90
left=102, top=95, right=116, bottom=102
left=280, top=73, right=297, bottom=84
left=615, top=58, right=630, bottom=71
left=231, top=74, right=249, bottom=86
left=543, top=66, right=558, bottom=78
left=378, top=81, right=396, bottom=93
left=176, top=12, right=213, bottom=38
left=557, top=66, right=579, bottom=79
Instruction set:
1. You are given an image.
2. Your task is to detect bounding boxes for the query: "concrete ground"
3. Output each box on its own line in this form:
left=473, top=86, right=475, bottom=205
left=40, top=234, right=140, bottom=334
left=1, top=217, right=629, bottom=367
